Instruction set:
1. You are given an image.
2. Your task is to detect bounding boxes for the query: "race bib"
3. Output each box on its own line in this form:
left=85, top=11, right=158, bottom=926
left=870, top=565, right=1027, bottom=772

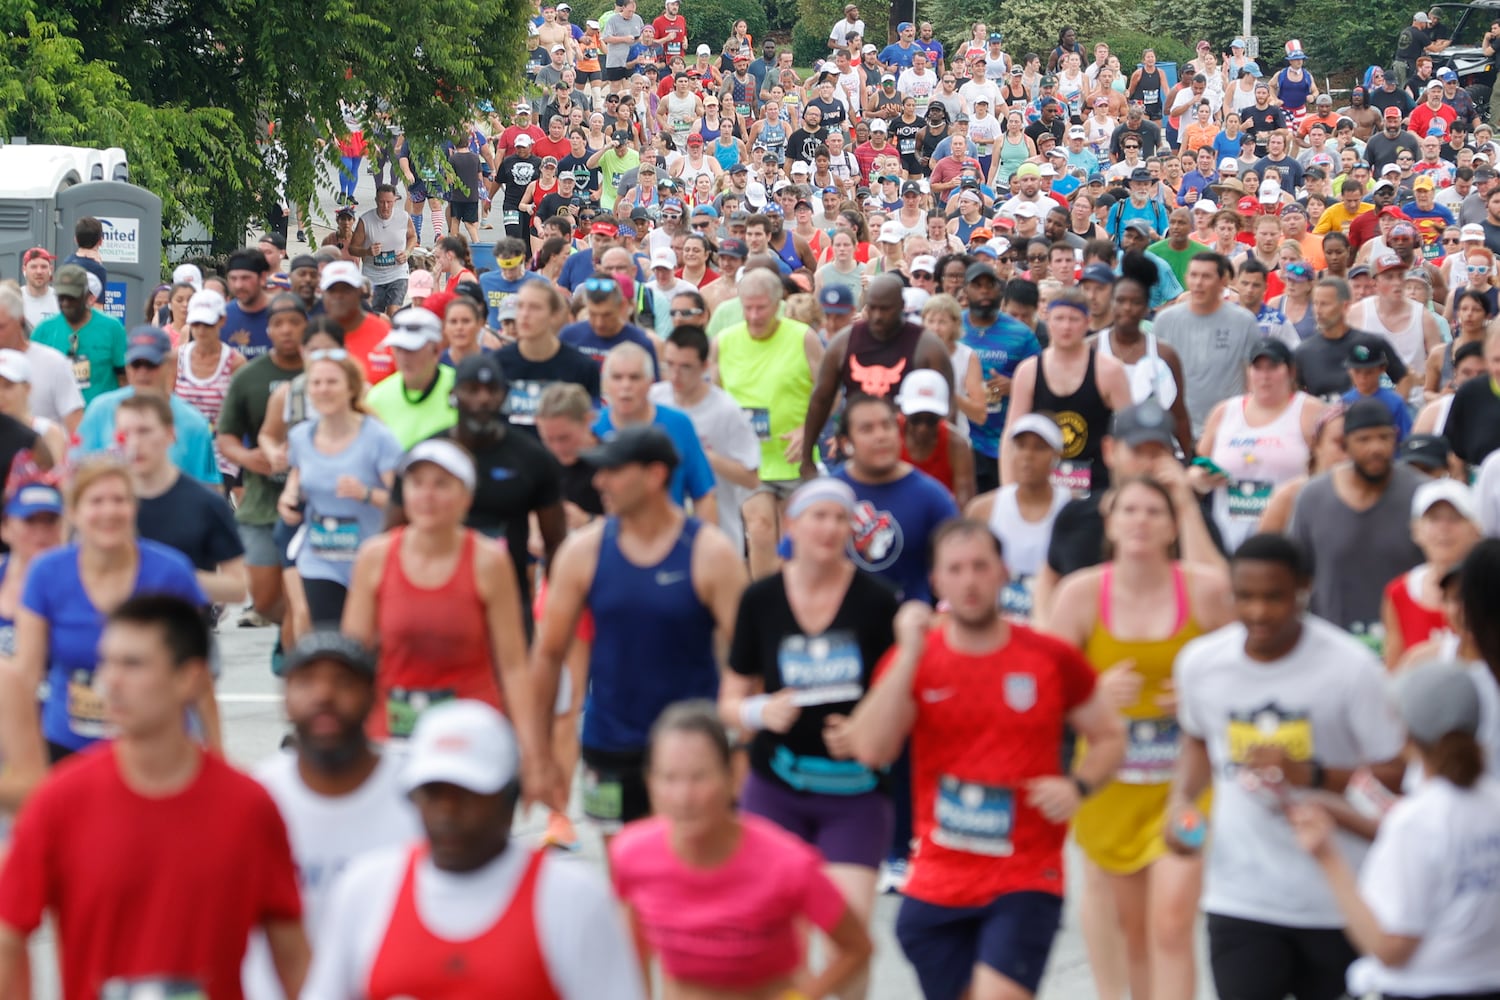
left=900, top=138, right=917, bottom=153
left=308, top=516, right=361, bottom=561
left=736, top=104, right=751, bottom=118
left=67, top=669, right=110, bottom=740
left=583, top=766, right=624, bottom=823
left=503, top=378, right=553, bottom=424
left=71, top=356, right=92, bottom=391
left=1118, top=716, right=1179, bottom=785
left=778, top=630, right=863, bottom=708
left=1052, top=459, right=1093, bottom=498
left=1000, top=575, right=1035, bottom=621
left=743, top=406, right=771, bottom=440
left=1226, top=479, right=1273, bottom=519
left=372, top=249, right=398, bottom=266
left=933, top=776, right=1015, bottom=856
left=386, top=686, right=456, bottom=739
left=100, top=979, right=207, bottom=1000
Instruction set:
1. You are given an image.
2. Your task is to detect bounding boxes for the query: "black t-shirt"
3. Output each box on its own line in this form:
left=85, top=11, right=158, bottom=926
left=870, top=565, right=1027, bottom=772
left=559, top=460, right=604, bottom=515
left=558, top=153, right=600, bottom=204
left=806, top=97, right=847, bottom=133
left=137, top=475, right=244, bottom=572
left=1396, top=25, right=1431, bottom=62
left=1443, top=376, right=1500, bottom=465
left=728, top=569, right=899, bottom=791
left=538, top=191, right=583, bottom=222
left=1368, top=88, right=1413, bottom=116
left=786, top=127, right=829, bottom=166
left=0, top=415, right=40, bottom=555
left=498, top=155, right=540, bottom=211
left=1242, top=107, right=1288, bottom=156
left=1025, top=118, right=1066, bottom=148
left=1046, top=491, right=1226, bottom=577
left=1294, top=329, right=1409, bottom=398
left=496, top=340, right=602, bottom=432
left=446, top=147, right=484, bottom=204
left=891, top=118, right=925, bottom=173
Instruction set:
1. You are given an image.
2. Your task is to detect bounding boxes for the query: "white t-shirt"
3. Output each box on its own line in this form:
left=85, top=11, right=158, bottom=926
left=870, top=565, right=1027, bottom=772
left=24, top=340, right=85, bottom=425
left=22, top=287, right=58, bottom=329
left=829, top=17, right=865, bottom=48
left=242, top=751, right=422, bottom=1000
left=959, top=80, right=1000, bottom=116
left=1176, top=616, right=1407, bottom=928
left=1349, top=775, right=1500, bottom=997
left=648, top=381, right=761, bottom=546
left=301, top=843, right=644, bottom=1000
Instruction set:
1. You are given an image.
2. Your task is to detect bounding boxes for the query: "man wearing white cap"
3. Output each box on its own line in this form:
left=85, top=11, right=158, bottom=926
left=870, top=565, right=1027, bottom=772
left=302, top=700, right=645, bottom=1000
left=897, top=368, right=975, bottom=507
left=363, top=307, right=457, bottom=449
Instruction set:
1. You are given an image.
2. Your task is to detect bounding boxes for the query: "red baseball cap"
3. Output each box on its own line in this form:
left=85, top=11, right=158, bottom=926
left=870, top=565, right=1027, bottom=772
left=591, top=220, right=619, bottom=236
left=1237, top=195, right=1259, bottom=214
left=21, top=247, right=54, bottom=265
left=1384, top=107, right=1403, bottom=120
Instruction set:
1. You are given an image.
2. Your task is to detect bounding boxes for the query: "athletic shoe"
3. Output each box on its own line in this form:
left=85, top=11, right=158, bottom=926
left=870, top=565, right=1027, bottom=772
left=878, top=857, right=910, bottom=895
left=541, top=811, right=580, bottom=851
left=238, top=607, right=272, bottom=628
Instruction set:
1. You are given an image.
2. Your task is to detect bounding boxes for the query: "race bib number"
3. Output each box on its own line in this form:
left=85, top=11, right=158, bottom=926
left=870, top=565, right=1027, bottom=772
left=67, top=669, right=110, bottom=740
left=900, top=138, right=917, bottom=153
left=504, top=378, right=554, bottom=425
left=743, top=406, right=771, bottom=440
left=1052, top=459, right=1093, bottom=498
left=308, top=516, right=361, bottom=561
left=934, top=776, right=1015, bottom=856
left=583, top=766, right=624, bottom=824
left=736, top=104, right=751, bottom=118
left=386, top=686, right=456, bottom=739
left=71, top=356, right=92, bottom=391
left=1000, top=575, right=1035, bottom=621
left=779, top=630, right=863, bottom=708
left=1118, top=716, right=1179, bottom=784
left=372, top=249, right=398, bottom=266
left=1226, top=479, right=1273, bottom=519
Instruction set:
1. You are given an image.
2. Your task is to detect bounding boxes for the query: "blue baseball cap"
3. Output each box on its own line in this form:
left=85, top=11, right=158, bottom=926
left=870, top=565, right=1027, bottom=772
left=898, top=20, right=913, bottom=31
left=5, top=482, right=62, bottom=520
left=818, top=284, right=855, bottom=313
left=1079, top=262, right=1117, bottom=285
left=616, top=223, right=638, bottom=238
left=972, top=244, right=999, bottom=259
left=124, top=326, right=172, bottom=366
left=692, top=204, right=719, bottom=218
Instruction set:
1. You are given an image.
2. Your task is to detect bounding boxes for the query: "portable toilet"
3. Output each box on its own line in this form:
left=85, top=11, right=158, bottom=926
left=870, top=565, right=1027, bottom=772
left=0, top=147, right=84, bottom=282
left=55, top=183, right=163, bottom=327
left=102, top=147, right=130, bottom=183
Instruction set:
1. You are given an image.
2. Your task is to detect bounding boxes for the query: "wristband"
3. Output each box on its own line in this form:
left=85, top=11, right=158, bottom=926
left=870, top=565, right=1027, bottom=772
left=739, top=694, right=770, bottom=731
left=1072, top=774, right=1094, bottom=799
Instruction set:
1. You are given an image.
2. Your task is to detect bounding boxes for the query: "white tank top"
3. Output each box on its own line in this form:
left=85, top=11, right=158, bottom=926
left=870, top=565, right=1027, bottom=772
left=1096, top=329, right=1178, bottom=409
left=1352, top=297, right=1426, bottom=370
left=359, top=207, right=411, bottom=284
left=1434, top=393, right=1456, bottom=435
left=1210, top=392, right=1311, bottom=552
left=951, top=341, right=976, bottom=438
left=987, top=483, right=1071, bottom=621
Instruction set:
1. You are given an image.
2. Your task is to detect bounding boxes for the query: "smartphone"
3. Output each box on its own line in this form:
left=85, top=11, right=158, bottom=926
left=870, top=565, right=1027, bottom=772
left=1191, top=456, right=1229, bottom=478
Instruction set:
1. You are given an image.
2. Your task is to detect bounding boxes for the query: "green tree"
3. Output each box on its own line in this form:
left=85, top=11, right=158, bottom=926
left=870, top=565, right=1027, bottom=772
left=927, top=0, right=1120, bottom=66
left=9, top=0, right=534, bottom=252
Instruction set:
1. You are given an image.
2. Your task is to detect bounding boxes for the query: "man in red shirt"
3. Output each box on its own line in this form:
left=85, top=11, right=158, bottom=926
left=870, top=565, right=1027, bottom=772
left=833, top=520, right=1125, bottom=1000
left=652, top=0, right=687, bottom=61
left=0, top=595, right=307, bottom=1000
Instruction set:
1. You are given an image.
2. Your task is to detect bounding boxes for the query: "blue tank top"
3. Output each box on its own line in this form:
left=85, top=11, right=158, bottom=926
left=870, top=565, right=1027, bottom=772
left=583, top=517, right=717, bottom=751
left=953, top=214, right=982, bottom=243
left=713, top=136, right=740, bottom=171
left=776, top=232, right=804, bottom=271
left=697, top=116, right=722, bottom=144
left=759, top=120, right=786, bottom=159
left=1277, top=69, right=1313, bottom=111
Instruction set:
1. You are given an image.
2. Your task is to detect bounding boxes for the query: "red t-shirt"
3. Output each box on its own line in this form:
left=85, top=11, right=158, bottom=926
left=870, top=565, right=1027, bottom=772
left=533, top=135, right=572, bottom=161
left=344, top=311, right=395, bottom=387
left=652, top=13, right=688, bottom=57
left=0, top=746, right=301, bottom=1000
left=882, top=623, right=1096, bottom=908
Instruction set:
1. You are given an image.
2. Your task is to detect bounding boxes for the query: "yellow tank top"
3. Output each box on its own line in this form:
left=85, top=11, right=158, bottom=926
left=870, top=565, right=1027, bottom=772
left=1074, top=562, right=1205, bottom=875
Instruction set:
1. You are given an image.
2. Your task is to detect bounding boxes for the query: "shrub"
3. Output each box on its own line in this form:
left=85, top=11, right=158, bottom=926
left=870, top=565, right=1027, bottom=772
left=1093, top=30, right=1196, bottom=76
left=795, top=0, right=893, bottom=66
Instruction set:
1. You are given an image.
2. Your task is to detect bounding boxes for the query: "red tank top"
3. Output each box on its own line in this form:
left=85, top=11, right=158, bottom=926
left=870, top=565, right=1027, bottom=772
left=366, top=846, right=562, bottom=1000
left=372, top=527, right=503, bottom=740
left=901, top=417, right=955, bottom=494
left=1384, top=568, right=1448, bottom=652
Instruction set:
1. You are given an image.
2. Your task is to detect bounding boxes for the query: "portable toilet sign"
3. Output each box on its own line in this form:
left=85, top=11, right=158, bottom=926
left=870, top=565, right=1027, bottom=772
left=55, top=182, right=162, bottom=327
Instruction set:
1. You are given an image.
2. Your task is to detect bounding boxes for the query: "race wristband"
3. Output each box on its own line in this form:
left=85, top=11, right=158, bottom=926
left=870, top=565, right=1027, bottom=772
left=739, top=694, right=770, bottom=731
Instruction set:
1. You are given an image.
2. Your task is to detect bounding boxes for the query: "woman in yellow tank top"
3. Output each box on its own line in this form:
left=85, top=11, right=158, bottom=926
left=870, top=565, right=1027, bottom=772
left=1043, top=475, right=1233, bottom=1000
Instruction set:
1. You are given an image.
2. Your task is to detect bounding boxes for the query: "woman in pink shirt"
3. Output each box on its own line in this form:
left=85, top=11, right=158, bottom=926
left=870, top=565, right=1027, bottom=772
left=610, top=701, right=873, bottom=999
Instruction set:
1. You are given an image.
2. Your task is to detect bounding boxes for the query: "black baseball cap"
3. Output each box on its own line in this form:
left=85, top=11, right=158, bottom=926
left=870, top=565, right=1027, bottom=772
left=1250, top=338, right=1294, bottom=366
left=226, top=249, right=270, bottom=275
left=1109, top=400, right=1175, bottom=449
left=1345, top=341, right=1387, bottom=369
left=283, top=630, right=376, bottom=678
left=289, top=254, right=319, bottom=272
left=583, top=425, right=680, bottom=471
left=965, top=262, right=999, bottom=284
left=455, top=353, right=508, bottom=387
left=1399, top=433, right=1452, bottom=470
left=1343, top=397, right=1396, bottom=433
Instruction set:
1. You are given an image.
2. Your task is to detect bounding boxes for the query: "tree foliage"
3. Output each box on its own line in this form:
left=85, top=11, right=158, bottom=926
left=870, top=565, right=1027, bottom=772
left=3, top=0, right=534, bottom=251
left=927, top=0, right=1118, bottom=65
left=632, top=0, right=772, bottom=58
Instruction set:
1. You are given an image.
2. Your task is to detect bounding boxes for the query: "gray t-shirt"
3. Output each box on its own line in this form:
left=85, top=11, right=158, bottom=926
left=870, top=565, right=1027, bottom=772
left=1152, top=300, right=1261, bottom=436
left=1288, top=464, right=1424, bottom=644
left=1177, top=616, right=1406, bottom=928
left=288, top=415, right=403, bottom=585
left=603, top=13, right=644, bottom=68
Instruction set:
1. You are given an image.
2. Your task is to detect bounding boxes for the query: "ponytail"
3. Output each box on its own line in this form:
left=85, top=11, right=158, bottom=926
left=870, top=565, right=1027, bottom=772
left=1427, top=730, right=1484, bottom=789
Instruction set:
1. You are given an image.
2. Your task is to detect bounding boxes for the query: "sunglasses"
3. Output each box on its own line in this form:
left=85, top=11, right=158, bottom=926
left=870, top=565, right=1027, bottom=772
left=127, top=359, right=161, bottom=370
left=1470, top=264, right=1491, bottom=273
left=308, top=349, right=349, bottom=362
left=1445, top=237, right=1463, bottom=245
left=1124, top=144, right=1140, bottom=151
left=583, top=277, right=619, bottom=293
left=1028, top=253, right=1049, bottom=262
left=670, top=307, right=705, bottom=318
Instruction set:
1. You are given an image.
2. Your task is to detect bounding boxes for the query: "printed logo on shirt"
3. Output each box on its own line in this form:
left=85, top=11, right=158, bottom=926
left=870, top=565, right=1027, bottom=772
left=1226, top=701, right=1315, bottom=770
left=848, top=355, right=907, bottom=396
left=849, top=500, right=903, bottom=571
left=1003, top=672, right=1037, bottom=712
left=1055, top=410, right=1088, bottom=460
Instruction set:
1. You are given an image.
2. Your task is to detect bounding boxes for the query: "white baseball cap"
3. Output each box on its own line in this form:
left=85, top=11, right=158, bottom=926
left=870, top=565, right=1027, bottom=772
left=1008, top=412, right=1064, bottom=451
left=1412, top=478, right=1480, bottom=524
left=400, top=700, right=519, bottom=795
left=186, top=288, right=227, bottom=326
left=1192, top=199, right=1219, bottom=213
left=0, top=348, right=30, bottom=385
left=1462, top=223, right=1486, bottom=242
left=400, top=438, right=478, bottom=492
left=877, top=221, right=904, bottom=243
left=897, top=368, right=949, bottom=417
left=381, top=307, right=445, bottom=351
left=910, top=254, right=937, bottom=274
left=1218, top=157, right=1240, bottom=173
left=651, top=248, right=678, bottom=270
left=319, top=260, right=363, bottom=291
left=171, top=263, right=204, bottom=291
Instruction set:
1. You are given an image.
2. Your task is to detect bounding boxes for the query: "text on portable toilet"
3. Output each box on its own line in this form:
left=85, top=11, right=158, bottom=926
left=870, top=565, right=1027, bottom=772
left=97, top=217, right=140, bottom=265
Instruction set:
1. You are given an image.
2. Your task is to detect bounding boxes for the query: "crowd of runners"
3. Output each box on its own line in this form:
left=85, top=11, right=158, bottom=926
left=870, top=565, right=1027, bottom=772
left=4, top=4, right=1500, bottom=1000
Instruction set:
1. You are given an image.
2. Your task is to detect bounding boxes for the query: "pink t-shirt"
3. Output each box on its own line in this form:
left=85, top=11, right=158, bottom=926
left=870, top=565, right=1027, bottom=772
left=609, top=813, right=847, bottom=990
